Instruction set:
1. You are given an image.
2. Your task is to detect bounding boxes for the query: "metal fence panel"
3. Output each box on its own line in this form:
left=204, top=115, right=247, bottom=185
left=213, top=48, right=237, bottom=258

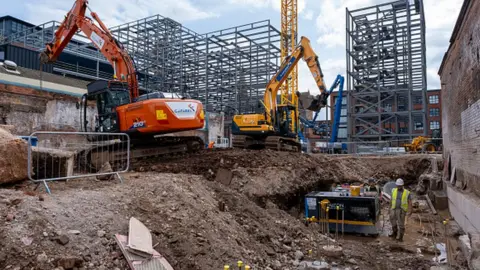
left=27, top=131, right=130, bottom=193
left=311, top=138, right=443, bottom=155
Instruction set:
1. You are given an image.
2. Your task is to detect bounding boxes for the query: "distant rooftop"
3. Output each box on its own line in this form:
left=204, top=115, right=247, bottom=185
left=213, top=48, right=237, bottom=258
left=0, top=15, right=35, bottom=27
left=0, top=63, right=89, bottom=90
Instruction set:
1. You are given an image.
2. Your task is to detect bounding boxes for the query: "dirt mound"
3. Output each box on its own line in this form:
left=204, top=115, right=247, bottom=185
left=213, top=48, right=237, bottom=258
left=135, top=150, right=436, bottom=193
left=0, top=127, right=15, bottom=141
left=0, top=151, right=438, bottom=269
left=0, top=127, right=28, bottom=184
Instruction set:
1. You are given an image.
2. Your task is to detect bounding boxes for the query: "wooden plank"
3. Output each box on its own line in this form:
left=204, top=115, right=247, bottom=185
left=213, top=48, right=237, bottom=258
left=424, top=195, right=438, bottom=215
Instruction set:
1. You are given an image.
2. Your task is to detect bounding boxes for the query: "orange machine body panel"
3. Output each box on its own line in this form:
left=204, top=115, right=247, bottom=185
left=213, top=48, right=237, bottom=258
left=116, top=99, right=205, bottom=136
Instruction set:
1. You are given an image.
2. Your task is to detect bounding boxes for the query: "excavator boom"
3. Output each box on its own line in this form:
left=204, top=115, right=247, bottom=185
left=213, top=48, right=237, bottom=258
left=41, top=0, right=205, bottom=168
left=40, top=0, right=138, bottom=99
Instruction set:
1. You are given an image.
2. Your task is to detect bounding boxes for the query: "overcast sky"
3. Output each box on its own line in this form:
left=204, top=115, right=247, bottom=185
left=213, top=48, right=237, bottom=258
left=2, top=0, right=463, bottom=95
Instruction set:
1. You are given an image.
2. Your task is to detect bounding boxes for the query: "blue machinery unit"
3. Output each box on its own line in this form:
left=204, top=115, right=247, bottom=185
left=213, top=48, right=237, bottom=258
left=304, top=190, right=381, bottom=235
left=299, top=75, right=344, bottom=147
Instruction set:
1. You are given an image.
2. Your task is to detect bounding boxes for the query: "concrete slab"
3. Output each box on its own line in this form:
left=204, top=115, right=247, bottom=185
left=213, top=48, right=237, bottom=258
left=428, top=190, right=448, bottom=210
left=115, top=234, right=174, bottom=270
left=447, top=185, right=480, bottom=233
left=31, top=147, right=74, bottom=179
left=128, top=217, right=154, bottom=257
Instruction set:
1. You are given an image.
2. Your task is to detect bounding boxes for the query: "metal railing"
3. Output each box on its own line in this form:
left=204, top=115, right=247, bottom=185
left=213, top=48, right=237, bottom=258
left=53, top=61, right=113, bottom=80
left=215, top=137, right=230, bottom=148
left=27, top=131, right=130, bottom=193
left=312, top=138, right=443, bottom=155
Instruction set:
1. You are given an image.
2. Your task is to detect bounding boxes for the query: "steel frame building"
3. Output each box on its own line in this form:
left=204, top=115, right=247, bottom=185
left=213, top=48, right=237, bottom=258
left=346, top=0, right=427, bottom=141
left=1, top=15, right=281, bottom=115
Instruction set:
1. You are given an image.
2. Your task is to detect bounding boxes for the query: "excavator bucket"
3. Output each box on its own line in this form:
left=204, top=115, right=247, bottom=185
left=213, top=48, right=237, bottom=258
left=307, top=98, right=322, bottom=111
left=307, top=93, right=328, bottom=111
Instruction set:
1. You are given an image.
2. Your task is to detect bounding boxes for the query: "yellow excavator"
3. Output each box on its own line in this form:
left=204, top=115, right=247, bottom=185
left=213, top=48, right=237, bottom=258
left=404, top=130, right=442, bottom=153
left=232, top=36, right=328, bottom=151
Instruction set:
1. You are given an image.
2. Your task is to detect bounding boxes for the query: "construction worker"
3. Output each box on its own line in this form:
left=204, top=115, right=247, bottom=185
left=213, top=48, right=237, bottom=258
left=389, top=178, right=412, bottom=242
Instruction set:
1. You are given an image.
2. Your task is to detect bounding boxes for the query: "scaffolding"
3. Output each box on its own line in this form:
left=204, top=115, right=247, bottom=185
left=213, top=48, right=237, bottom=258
left=1, top=15, right=281, bottom=115
left=346, top=0, right=427, bottom=141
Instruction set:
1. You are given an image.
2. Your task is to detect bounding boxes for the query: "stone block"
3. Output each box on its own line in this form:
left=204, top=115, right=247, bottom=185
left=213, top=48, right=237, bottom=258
left=428, top=190, right=448, bottom=210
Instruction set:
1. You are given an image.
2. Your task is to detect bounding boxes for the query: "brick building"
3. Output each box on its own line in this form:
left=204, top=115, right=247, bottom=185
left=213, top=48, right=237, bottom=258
left=438, top=0, right=480, bottom=233
left=426, top=90, right=441, bottom=136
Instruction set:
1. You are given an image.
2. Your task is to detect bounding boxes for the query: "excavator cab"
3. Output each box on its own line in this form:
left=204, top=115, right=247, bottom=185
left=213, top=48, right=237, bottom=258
left=83, top=80, right=130, bottom=133
left=274, top=104, right=298, bottom=138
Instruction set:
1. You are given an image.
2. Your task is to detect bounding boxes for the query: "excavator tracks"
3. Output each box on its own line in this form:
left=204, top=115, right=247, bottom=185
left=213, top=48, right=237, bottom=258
left=80, top=136, right=204, bottom=171
left=232, top=135, right=300, bottom=152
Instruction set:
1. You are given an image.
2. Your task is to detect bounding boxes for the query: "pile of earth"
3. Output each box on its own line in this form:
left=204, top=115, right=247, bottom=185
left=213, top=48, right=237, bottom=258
left=0, top=150, right=439, bottom=270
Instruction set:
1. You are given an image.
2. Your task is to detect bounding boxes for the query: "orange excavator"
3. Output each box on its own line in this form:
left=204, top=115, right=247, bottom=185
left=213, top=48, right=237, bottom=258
left=40, top=0, right=205, bottom=167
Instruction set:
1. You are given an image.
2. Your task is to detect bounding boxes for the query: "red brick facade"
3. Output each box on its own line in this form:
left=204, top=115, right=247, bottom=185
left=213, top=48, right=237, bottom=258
left=426, top=90, right=442, bottom=136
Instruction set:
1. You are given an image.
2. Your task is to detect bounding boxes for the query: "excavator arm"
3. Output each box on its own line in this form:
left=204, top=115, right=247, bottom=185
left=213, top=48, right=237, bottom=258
left=40, top=0, right=139, bottom=99
left=262, top=36, right=328, bottom=124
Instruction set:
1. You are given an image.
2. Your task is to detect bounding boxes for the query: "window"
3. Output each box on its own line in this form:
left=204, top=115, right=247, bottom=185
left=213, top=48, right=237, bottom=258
left=414, top=122, right=423, bottom=130
left=11, top=21, right=18, bottom=33
left=413, top=96, right=423, bottom=104
left=340, top=108, right=347, bottom=116
left=341, top=97, right=347, bottom=105
left=338, top=128, right=347, bottom=138
left=340, top=116, right=347, bottom=123
left=429, top=108, right=439, bottom=117
left=429, top=95, right=439, bottom=104
left=430, top=121, right=440, bottom=130
left=384, top=103, right=392, bottom=112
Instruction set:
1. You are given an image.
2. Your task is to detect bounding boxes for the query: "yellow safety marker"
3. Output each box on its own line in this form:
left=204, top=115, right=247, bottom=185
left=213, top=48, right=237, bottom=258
left=224, top=265, right=230, bottom=270
left=245, top=266, right=251, bottom=270
left=156, top=109, right=168, bottom=120
left=237, top=261, right=243, bottom=269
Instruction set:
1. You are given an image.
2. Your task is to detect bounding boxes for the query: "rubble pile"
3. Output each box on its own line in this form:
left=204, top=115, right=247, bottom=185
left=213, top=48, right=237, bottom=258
left=0, top=150, right=441, bottom=269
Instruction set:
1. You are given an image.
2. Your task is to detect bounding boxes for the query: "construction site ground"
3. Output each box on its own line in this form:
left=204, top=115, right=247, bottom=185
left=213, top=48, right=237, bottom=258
left=0, top=150, right=453, bottom=270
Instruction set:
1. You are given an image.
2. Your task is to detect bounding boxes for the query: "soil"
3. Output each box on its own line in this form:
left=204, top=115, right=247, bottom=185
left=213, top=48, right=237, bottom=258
left=0, top=150, right=446, bottom=270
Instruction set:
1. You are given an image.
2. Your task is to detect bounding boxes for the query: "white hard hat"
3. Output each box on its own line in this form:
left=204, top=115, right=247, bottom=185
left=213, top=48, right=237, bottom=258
left=396, top=178, right=404, bottom=186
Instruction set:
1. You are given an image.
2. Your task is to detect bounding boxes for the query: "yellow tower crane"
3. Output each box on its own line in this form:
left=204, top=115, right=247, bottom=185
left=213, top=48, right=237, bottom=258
left=280, top=0, right=298, bottom=132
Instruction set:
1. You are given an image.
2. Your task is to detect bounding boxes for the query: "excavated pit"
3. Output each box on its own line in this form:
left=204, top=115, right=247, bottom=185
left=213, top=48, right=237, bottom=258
left=133, top=149, right=439, bottom=219
left=0, top=150, right=442, bottom=270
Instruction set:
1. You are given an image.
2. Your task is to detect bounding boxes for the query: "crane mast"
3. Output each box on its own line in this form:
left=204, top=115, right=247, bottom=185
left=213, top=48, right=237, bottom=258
left=280, top=0, right=298, bottom=132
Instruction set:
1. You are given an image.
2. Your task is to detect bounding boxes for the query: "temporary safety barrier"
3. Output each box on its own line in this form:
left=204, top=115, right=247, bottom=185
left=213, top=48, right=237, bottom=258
left=311, top=138, right=443, bottom=155
left=215, top=137, right=230, bottom=148
left=27, top=131, right=130, bottom=193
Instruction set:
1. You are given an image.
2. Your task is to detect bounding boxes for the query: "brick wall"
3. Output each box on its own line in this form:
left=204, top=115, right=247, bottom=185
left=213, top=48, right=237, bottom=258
left=438, top=0, right=480, bottom=232
left=426, top=90, right=442, bottom=136
left=0, top=83, right=96, bottom=134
